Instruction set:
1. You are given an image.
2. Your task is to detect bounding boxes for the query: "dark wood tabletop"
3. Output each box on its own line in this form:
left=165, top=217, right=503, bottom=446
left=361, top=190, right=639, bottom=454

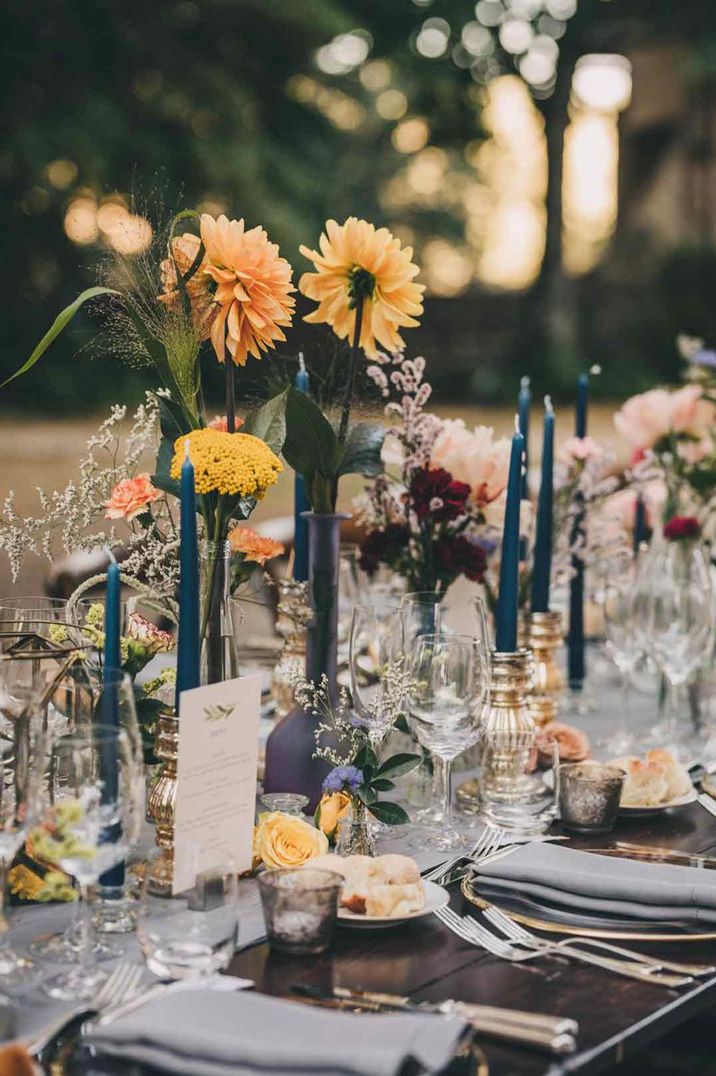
left=228, top=802, right=716, bottom=1076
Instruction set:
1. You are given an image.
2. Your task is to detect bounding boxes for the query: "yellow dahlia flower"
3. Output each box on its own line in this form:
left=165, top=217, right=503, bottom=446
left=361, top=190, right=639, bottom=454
left=199, top=214, right=296, bottom=367
left=299, top=217, right=424, bottom=360
left=171, top=429, right=282, bottom=499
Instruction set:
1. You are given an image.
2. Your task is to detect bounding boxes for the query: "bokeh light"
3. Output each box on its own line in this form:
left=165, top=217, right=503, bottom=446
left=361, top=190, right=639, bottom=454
left=415, top=18, right=451, bottom=58
left=572, top=54, right=633, bottom=112
left=392, top=116, right=430, bottom=153
left=316, top=30, right=372, bottom=75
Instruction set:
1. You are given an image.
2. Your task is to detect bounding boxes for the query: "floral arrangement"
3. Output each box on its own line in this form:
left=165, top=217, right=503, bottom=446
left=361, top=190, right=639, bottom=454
left=288, top=665, right=420, bottom=834
left=356, top=351, right=514, bottom=597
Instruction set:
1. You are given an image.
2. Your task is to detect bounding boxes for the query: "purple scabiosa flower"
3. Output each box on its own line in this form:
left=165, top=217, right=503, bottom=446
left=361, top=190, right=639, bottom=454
left=322, top=765, right=363, bottom=794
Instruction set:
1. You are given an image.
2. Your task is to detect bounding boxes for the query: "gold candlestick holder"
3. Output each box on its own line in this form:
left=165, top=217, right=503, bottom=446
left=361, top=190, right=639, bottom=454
left=146, top=709, right=179, bottom=895
left=526, top=610, right=565, bottom=728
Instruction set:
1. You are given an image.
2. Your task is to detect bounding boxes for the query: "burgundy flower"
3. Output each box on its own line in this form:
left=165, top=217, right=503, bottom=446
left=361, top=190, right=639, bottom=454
left=410, top=467, right=470, bottom=522
left=663, top=515, right=701, bottom=541
left=359, top=525, right=409, bottom=575
left=434, top=535, right=486, bottom=583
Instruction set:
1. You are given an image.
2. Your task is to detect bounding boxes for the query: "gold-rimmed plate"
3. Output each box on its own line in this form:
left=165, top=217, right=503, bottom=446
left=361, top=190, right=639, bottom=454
left=461, top=876, right=716, bottom=943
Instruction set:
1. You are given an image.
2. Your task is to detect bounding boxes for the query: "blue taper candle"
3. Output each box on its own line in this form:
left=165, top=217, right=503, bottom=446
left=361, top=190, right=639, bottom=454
left=530, top=397, right=555, bottom=613
left=103, top=553, right=121, bottom=684
left=495, top=418, right=525, bottom=652
left=293, top=353, right=311, bottom=582
left=176, top=439, right=200, bottom=707
left=575, top=373, right=589, bottom=439
left=99, top=557, right=122, bottom=887
left=517, top=376, right=531, bottom=501
left=633, top=494, right=647, bottom=555
left=568, top=374, right=588, bottom=686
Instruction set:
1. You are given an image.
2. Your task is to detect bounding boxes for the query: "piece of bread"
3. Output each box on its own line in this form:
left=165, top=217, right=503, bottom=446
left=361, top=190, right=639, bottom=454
left=371, top=854, right=420, bottom=886
left=621, top=760, right=669, bottom=806
left=608, top=756, right=640, bottom=774
left=645, top=749, right=692, bottom=800
left=364, top=882, right=425, bottom=918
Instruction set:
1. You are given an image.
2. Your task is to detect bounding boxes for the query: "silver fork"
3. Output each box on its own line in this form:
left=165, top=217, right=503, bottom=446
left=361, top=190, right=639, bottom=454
left=483, top=903, right=714, bottom=978
left=422, top=827, right=505, bottom=884
left=435, top=907, right=693, bottom=987
left=28, top=960, right=145, bottom=1058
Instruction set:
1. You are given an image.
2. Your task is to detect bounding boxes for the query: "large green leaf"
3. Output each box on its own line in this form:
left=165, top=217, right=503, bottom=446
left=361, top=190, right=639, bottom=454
left=155, top=393, right=192, bottom=443
left=151, top=437, right=181, bottom=498
left=369, top=801, right=411, bottom=826
left=1, top=286, right=119, bottom=388
left=375, top=753, right=421, bottom=780
left=283, top=386, right=341, bottom=485
left=337, top=422, right=386, bottom=478
left=243, top=388, right=288, bottom=455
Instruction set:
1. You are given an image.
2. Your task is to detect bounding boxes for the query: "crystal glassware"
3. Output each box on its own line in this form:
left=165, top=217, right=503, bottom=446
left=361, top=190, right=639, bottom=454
left=602, top=579, right=645, bottom=755
left=40, top=724, right=144, bottom=1000
left=138, top=851, right=239, bottom=979
left=349, top=601, right=404, bottom=754
left=258, top=868, right=342, bottom=955
left=260, top=793, right=309, bottom=816
left=407, top=634, right=483, bottom=851
left=558, top=762, right=625, bottom=834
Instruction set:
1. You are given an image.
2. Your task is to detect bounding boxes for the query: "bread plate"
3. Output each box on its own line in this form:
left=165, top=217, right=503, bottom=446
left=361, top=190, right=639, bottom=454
left=337, top=880, right=449, bottom=929
left=618, top=786, right=697, bottom=816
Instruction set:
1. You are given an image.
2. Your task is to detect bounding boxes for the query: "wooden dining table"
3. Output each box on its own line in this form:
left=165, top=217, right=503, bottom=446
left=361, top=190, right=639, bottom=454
left=227, top=801, right=716, bottom=1076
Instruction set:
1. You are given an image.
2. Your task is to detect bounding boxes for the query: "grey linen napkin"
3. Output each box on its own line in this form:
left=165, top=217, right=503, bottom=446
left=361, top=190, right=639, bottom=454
left=85, top=989, right=468, bottom=1076
left=477, top=842, right=716, bottom=922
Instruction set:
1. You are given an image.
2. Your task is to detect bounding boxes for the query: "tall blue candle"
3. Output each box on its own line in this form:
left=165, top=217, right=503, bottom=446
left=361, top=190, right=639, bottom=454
left=530, top=397, right=554, bottom=613
left=495, top=419, right=525, bottom=652
left=568, top=374, right=588, bottom=687
left=99, top=557, right=122, bottom=887
left=103, top=554, right=121, bottom=682
left=575, top=373, right=589, bottom=439
left=293, top=353, right=311, bottom=582
left=633, top=494, right=647, bottom=555
left=517, top=376, right=531, bottom=501
left=176, top=439, right=200, bottom=707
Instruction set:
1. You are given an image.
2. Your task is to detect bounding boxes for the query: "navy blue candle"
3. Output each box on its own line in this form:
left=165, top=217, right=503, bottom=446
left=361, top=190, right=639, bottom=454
left=495, top=420, right=525, bottom=652
left=293, top=354, right=311, bottom=582
left=530, top=397, right=554, bottom=613
left=568, top=374, right=588, bottom=687
left=175, top=440, right=200, bottom=707
left=575, top=373, right=589, bottom=439
left=517, top=376, right=531, bottom=501
left=633, top=495, right=647, bottom=555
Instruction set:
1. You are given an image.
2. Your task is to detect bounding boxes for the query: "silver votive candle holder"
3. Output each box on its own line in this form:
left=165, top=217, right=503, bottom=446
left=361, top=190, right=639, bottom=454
left=558, top=762, right=625, bottom=834
left=260, top=793, right=309, bottom=817
left=258, top=868, right=342, bottom=955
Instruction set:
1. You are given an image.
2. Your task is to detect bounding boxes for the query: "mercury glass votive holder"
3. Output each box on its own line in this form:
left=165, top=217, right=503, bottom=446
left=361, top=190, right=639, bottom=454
left=260, top=793, right=310, bottom=817
left=258, top=869, right=342, bottom=955
left=558, top=762, right=625, bottom=834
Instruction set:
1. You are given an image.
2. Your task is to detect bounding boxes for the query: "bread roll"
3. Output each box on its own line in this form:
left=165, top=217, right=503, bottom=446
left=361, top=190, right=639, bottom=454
left=364, top=882, right=425, bottom=918
left=621, top=760, right=669, bottom=806
left=645, top=749, right=692, bottom=800
left=371, top=854, right=420, bottom=886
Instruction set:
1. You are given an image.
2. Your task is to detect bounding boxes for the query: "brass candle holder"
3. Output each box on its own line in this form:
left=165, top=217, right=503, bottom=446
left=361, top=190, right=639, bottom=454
left=146, top=709, right=179, bottom=895
left=526, top=610, right=565, bottom=728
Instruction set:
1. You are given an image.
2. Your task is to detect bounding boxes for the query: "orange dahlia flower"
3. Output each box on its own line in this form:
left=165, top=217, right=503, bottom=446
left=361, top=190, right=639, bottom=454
left=229, top=526, right=285, bottom=565
left=299, top=217, right=424, bottom=360
left=105, top=475, right=160, bottom=521
left=199, top=214, right=296, bottom=367
left=159, top=233, right=217, bottom=338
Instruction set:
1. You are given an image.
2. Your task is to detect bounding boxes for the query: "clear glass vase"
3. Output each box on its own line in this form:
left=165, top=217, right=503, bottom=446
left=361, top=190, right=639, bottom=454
left=200, top=540, right=238, bottom=686
left=335, top=798, right=375, bottom=857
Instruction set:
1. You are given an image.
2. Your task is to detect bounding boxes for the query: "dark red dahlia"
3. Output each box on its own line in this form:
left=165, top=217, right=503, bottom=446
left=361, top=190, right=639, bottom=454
left=409, top=467, right=470, bottom=522
left=359, top=524, right=409, bottom=575
left=434, top=535, right=487, bottom=583
left=663, top=515, right=701, bottom=541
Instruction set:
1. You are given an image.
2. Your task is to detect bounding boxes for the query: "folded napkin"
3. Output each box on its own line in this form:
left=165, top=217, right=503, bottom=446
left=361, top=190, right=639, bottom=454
left=477, top=842, right=716, bottom=922
left=86, top=989, right=467, bottom=1076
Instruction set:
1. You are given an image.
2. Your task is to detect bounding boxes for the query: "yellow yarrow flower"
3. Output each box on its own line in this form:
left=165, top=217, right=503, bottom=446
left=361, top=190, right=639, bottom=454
left=171, top=429, right=282, bottom=499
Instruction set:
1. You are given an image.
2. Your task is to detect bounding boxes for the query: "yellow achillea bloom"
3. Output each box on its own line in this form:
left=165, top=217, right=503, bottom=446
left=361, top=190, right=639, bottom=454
left=299, top=217, right=424, bottom=360
left=9, top=864, right=46, bottom=901
left=171, top=429, right=282, bottom=499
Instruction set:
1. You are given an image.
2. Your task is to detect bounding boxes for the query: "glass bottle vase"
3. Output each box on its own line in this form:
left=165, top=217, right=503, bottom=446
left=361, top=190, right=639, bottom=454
left=199, top=540, right=238, bottom=686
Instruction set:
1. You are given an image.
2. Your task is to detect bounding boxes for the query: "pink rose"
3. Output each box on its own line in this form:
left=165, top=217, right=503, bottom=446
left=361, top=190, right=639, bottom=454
left=430, top=420, right=512, bottom=506
left=559, top=436, right=603, bottom=464
left=614, top=385, right=713, bottom=451
left=105, top=475, right=160, bottom=521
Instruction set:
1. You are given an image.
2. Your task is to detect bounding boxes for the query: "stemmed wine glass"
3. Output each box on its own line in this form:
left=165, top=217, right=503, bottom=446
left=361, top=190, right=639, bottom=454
left=407, top=634, right=483, bottom=851
left=602, top=578, right=645, bottom=755
left=0, top=672, right=47, bottom=990
left=39, top=724, right=144, bottom=1000
left=349, top=602, right=405, bottom=754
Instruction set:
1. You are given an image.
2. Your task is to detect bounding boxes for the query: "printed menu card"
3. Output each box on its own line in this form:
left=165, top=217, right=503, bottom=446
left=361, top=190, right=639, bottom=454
left=173, top=673, right=262, bottom=894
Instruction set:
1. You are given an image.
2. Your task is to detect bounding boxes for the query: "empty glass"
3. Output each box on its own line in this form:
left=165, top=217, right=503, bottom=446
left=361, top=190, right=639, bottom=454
left=602, top=579, right=644, bottom=755
left=349, top=602, right=405, bottom=753
left=407, top=634, right=482, bottom=851
left=138, top=852, right=239, bottom=979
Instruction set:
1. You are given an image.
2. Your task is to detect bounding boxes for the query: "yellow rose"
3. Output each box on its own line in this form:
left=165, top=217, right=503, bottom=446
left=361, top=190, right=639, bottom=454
left=255, top=812, right=328, bottom=869
left=316, top=792, right=351, bottom=841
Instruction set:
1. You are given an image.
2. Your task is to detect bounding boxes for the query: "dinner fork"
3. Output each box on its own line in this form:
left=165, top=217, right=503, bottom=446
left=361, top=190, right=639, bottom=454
left=422, top=827, right=505, bottom=884
left=434, top=907, right=693, bottom=987
left=483, top=903, right=714, bottom=978
left=28, top=960, right=145, bottom=1058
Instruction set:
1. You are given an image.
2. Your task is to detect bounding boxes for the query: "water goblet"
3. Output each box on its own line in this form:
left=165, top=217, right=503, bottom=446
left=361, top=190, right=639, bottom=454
left=602, top=580, right=645, bottom=755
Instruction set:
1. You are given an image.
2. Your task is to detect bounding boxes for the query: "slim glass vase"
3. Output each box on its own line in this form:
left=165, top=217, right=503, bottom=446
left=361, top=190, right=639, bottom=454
left=263, top=513, right=347, bottom=811
left=200, top=540, right=238, bottom=686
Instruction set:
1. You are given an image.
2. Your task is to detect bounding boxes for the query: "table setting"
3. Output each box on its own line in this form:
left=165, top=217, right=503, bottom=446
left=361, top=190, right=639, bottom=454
left=2, top=206, right=716, bottom=1076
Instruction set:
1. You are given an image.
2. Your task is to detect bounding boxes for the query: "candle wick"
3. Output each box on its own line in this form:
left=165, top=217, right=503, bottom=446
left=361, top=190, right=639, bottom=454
left=544, top=394, right=554, bottom=415
left=298, top=352, right=306, bottom=373
left=520, top=375, right=530, bottom=390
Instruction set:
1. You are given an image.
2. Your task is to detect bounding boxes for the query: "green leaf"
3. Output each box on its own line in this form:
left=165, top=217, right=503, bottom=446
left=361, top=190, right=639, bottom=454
left=357, top=786, right=377, bottom=806
left=151, top=437, right=180, bottom=498
left=243, top=388, right=288, bottom=455
left=369, top=801, right=411, bottom=826
left=375, top=753, right=422, bottom=780
left=1, top=286, right=119, bottom=388
left=337, top=422, right=386, bottom=478
left=283, top=387, right=341, bottom=500
left=369, top=778, right=395, bottom=792
left=155, top=393, right=192, bottom=443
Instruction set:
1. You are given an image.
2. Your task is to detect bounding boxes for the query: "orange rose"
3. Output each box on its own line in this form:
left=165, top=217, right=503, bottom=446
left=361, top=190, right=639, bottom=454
left=105, top=475, right=160, bottom=521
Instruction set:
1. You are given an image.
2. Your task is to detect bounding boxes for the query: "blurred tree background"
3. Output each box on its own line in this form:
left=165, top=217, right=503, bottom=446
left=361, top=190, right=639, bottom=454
left=4, top=0, right=716, bottom=412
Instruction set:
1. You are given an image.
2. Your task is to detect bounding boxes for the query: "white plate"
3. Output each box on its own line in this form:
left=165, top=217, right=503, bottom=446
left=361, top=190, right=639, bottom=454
left=337, top=880, right=449, bottom=929
left=618, top=786, right=697, bottom=815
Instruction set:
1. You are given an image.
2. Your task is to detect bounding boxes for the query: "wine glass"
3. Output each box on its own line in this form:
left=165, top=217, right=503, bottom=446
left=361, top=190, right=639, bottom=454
left=401, top=592, right=448, bottom=641
left=0, top=597, right=71, bottom=644
left=602, top=579, right=645, bottom=755
left=0, top=681, right=47, bottom=991
left=407, top=634, right=482, bottom=851
left=40, top=724, right=144, bottom=1000
left=645, top=542, right=713, bottom=755
left=349, top=602, right=405, bottom=754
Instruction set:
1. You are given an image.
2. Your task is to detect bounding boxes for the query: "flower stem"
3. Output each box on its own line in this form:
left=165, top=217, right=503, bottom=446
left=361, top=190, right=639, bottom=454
left=337, top=293, right=364, bottom=446
left=225, top=356, right=236, bottom=434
